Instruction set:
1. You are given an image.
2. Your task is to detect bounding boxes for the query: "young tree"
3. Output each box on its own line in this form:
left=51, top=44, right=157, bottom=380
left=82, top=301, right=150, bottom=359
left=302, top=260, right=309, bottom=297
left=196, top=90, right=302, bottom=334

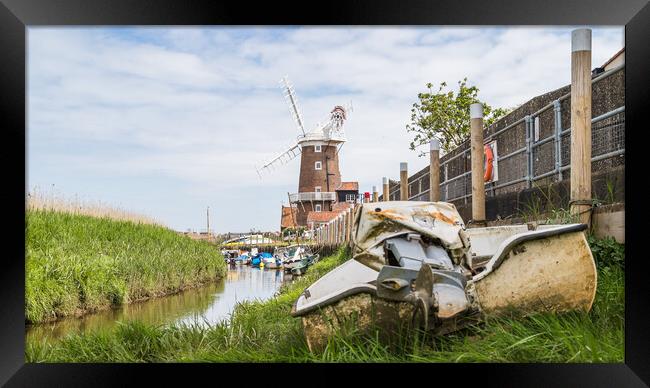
left=406, top=78, right=510, bottom=155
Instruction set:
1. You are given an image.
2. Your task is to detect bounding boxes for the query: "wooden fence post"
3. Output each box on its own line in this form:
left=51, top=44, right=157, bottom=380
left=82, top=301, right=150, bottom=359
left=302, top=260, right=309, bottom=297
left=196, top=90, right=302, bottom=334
left=337, top=216, right=341, bottom=244
left=570, top=28, right=593, bottom=226
left=372, top=186, right=378, bottom=202
left=429, top=138, right=440, bottom=202
left=345, top=210, right=350, bottom=242
left=382, top=177, right=389, bottom=201
left=400, top=162, right=408, bottom=201
left=470, top=103, right=486, bottom=223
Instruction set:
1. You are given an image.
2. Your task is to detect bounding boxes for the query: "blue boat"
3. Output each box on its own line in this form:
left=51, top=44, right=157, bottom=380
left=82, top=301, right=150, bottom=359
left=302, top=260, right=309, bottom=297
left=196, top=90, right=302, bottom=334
left=234, top=253, right=250, bottom=265
left=251, top=252, right=273, bottom=267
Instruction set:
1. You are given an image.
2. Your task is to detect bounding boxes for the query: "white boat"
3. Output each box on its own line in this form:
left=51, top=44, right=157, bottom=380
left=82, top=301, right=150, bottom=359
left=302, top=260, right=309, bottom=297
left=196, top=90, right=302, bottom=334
left=276, top=245, right=314, bottom=273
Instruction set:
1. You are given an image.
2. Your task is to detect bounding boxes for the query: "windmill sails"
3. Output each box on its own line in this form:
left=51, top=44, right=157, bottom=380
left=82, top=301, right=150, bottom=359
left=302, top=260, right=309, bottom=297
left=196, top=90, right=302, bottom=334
left=256, top=76, right=351, bottom=178
left=256, top=142, right=301, bottom=178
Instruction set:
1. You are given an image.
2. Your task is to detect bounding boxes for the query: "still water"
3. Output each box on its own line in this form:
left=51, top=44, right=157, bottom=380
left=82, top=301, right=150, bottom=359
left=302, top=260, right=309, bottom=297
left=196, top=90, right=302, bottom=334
left=27, top=265, right=289, bottom=342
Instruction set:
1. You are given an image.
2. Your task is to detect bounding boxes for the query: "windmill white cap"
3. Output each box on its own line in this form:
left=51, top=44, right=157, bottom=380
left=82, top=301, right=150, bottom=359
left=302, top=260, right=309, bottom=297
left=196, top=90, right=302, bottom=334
left=382, top=177, right=388, bottom=185
left=430, top=138, right=440, bottom=151
left=372, top=186, right=377, bottom=193
left=571, top=28, right=592, bottom=52
left=470, top=103, right=483, bottom=119
left=400, top=162, right=408, bottom=172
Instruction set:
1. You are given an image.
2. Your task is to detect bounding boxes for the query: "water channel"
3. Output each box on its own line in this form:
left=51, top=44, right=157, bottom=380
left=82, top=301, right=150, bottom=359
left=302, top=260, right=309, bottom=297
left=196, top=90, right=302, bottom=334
left=26, top=265, right=290, bottom=343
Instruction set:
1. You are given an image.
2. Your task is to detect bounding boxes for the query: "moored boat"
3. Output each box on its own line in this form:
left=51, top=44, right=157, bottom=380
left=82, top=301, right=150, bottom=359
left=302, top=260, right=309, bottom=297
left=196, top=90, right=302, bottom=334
left=251, top=252, right=274, bottom=268
left=281, top=245, right=316, bottom=273
left=233, top=252, right=250, bottom=266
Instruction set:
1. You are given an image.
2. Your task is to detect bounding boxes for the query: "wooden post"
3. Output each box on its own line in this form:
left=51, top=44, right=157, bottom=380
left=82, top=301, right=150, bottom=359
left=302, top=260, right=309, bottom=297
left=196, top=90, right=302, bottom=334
left=372, top=186, right=378, bottom=203
left=336, top=216, right=341, bottom=244
left=345, top=208, right=352, bottom=242
left=345, top=210, right=350, bottom=242
left=400, top=162, right=408, bottom=201
left=570, top=28, right=592, bottom=226
left=349, top=207, right=354, bottom=243
left=429, top=139, right=440, bottom=202
left=470, top=103, right=486, bottom=223
left=382, top=177, right=389, bottom=201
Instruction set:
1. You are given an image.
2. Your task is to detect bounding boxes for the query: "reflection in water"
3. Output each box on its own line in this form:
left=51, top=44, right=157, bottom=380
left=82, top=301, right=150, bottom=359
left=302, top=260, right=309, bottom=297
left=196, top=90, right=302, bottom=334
left=27, top=266, right=287, bottom=343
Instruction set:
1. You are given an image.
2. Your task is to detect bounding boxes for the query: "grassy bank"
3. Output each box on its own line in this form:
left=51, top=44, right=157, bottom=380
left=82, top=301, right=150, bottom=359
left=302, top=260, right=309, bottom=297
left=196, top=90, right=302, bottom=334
left=26, top=210, right=227, bottom=324
left=26, top=236, right=624, bottom=363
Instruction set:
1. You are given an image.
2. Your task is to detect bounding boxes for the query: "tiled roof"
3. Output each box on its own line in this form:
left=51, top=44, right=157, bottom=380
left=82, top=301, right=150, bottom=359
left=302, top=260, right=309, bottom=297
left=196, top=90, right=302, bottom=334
left=336, top=181, right=358, bottom=191
left=332, top=202, right=354, bottom=212
left=601, top=47, right=624, bottom=68
left=280, top=206, right=297, bottom=229
left=307, top=211, right=341, bottom=223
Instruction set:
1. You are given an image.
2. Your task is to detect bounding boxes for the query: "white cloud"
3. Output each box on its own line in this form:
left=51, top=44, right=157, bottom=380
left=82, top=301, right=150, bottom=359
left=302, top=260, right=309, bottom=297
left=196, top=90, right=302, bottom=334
left=27, top=26, right=624, bottom=231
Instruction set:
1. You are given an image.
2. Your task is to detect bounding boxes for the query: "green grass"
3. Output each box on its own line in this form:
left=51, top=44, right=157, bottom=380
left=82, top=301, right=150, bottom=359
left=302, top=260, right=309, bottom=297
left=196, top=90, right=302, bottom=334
left=26, top=209, right=227, bottom=324
left=26, top=238, right=624, bottom=363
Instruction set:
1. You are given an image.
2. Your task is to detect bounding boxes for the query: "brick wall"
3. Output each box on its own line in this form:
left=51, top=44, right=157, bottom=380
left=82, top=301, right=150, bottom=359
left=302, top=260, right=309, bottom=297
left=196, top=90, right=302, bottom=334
left=298, top=144, right=341, bottom=193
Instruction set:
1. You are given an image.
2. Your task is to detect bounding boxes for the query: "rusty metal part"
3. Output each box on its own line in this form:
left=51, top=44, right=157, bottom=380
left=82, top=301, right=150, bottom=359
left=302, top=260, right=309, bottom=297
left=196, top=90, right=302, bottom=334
left=351, top=201, right=466, bottom=271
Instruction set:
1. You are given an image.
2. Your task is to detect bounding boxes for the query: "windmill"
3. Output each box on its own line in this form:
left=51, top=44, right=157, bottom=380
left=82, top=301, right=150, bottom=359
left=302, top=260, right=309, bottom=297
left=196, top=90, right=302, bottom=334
left=257, top=76, right=353, bottom=226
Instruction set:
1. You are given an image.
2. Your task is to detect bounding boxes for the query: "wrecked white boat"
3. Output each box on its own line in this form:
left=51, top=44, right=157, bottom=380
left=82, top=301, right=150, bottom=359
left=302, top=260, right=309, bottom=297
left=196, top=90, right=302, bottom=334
left=291, top=201, right=597, bottom=351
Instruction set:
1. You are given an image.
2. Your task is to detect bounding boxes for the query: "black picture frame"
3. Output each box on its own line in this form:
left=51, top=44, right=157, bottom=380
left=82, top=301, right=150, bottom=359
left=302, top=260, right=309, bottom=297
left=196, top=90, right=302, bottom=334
left=2, top=0, right=648, bottom=386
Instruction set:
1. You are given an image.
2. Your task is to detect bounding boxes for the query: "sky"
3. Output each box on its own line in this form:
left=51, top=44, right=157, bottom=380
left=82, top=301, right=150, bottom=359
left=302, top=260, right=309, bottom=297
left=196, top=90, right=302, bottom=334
left=27, top=26, right=624, bottom=233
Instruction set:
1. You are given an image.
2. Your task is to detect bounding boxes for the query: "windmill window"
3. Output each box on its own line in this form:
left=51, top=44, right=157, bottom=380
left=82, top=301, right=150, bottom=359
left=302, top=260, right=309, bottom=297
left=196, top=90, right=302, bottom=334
left=315, top=204, right=322, bottom=212
left=315, top=186, right=321, bottom=193
left=315, top=145, right=322, bottom=152
left=315, top=161, right=322, bottom=170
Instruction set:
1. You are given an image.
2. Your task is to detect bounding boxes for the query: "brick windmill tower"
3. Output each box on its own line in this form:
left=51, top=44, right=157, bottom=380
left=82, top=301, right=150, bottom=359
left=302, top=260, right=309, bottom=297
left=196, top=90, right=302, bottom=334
left=258, top=76, right=352, bottom=226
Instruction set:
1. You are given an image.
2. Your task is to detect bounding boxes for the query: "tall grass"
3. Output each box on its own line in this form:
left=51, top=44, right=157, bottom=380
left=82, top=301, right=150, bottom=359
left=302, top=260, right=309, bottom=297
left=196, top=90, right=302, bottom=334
left=27, top=187, right=163, bottom=226
left=26, top=209, right=226, bottom=324
left=26, top=238, right=624, bottom=363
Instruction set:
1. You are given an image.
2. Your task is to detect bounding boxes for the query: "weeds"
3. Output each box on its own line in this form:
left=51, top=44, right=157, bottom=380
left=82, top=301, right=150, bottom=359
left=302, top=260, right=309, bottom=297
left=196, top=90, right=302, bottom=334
left=587, top=235, right=625, bottom=270
left=519, top=183, right=582, bottom=225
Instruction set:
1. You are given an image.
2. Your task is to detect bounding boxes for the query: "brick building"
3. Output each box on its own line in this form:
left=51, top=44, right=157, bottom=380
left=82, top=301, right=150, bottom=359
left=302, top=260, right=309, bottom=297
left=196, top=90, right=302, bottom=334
left=282, top=105, right=360, bottom=231
left=280, top=206, right=297, bottom=231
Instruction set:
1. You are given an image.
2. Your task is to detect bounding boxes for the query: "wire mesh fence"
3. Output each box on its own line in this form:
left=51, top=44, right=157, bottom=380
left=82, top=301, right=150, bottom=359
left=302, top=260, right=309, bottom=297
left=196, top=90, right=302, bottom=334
left=387, top=66, right=625, bottom=205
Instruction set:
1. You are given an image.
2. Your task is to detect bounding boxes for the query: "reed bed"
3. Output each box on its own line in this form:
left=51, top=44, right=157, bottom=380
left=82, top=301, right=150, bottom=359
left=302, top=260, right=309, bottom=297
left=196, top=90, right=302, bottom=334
left=26, top=209, right=227, bottom=324
left=27, top=187, right=163, bottom=226
left=26, top=237, right=624, bottom=363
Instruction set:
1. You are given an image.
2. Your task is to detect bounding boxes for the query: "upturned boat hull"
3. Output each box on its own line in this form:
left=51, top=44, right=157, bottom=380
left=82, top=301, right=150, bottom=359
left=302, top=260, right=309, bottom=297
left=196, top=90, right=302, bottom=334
left=291, top=202, right=598, bottom=352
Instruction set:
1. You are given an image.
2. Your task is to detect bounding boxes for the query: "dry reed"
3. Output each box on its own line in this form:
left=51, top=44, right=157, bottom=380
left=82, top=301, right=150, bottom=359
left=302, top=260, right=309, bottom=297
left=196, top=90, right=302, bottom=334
left=26, top=186, right=163, bottom=226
